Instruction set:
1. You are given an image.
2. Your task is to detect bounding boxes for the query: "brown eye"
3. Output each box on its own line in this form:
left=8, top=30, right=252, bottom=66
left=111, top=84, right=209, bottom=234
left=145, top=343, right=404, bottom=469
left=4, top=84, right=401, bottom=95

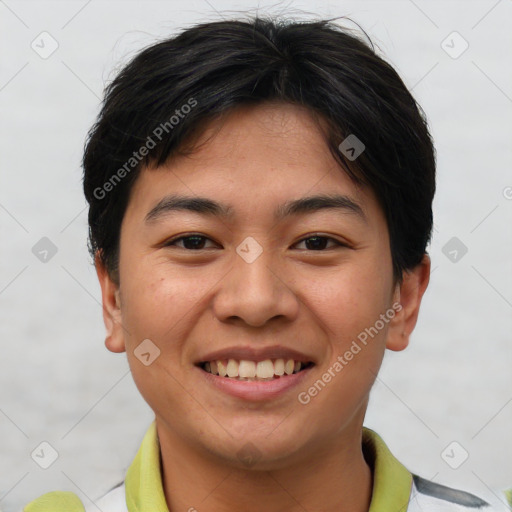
left=294, top=235, right=345, bottom=251
left=165, top=235, right=218, bottom=250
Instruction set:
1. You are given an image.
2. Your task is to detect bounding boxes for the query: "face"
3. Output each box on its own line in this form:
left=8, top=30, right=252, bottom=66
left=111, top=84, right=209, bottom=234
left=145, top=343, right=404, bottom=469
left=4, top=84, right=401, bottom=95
left=97, top=102, right=430, bottom=469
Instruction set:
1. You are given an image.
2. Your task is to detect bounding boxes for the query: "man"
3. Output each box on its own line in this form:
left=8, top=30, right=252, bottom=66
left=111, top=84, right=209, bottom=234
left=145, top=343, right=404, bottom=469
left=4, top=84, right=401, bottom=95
left=24, top=16, right=511, bottom=512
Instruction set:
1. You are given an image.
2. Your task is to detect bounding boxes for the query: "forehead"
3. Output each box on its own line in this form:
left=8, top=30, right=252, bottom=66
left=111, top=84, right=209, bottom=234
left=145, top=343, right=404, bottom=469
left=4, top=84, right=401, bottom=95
left=175, top=102, right=342, bottom=173
left=125, top=102, right=384, bottom=229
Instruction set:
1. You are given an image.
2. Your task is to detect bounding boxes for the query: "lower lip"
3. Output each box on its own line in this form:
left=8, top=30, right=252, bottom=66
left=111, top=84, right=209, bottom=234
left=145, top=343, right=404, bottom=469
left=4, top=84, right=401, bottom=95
left=196, top=365, right=314, bottom=401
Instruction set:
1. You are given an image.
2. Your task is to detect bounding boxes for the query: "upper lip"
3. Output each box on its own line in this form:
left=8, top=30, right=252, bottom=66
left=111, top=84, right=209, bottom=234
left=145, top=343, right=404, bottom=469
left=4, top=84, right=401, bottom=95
left=196, top=345, right=316, bottom=365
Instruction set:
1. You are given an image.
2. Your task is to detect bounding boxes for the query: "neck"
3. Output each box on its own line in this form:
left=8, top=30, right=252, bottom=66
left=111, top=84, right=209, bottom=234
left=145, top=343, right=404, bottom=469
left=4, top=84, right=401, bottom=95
left=156, top=420, right=373, bottom=512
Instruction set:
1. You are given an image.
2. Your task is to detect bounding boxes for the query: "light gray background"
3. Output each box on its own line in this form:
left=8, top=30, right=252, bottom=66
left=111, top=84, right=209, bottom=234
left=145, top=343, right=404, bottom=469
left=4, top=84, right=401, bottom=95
left=1, top=1, right=511, bottom=511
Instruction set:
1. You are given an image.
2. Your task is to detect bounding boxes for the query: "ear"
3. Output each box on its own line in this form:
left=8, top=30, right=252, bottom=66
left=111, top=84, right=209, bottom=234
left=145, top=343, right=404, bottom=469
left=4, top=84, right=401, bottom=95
left=95, top=251, right=126, bottom=353
left=386, top=254, right=431, bottom=352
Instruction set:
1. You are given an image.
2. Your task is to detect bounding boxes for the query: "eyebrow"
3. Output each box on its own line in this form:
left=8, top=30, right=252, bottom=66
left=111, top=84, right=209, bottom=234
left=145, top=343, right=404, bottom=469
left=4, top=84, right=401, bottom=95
left=144, top=193, right=367, bottom=224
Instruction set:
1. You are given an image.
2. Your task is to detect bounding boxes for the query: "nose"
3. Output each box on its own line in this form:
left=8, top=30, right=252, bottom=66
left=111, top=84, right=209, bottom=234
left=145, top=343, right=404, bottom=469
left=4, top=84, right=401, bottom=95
left=212, top=250, right=300, bottom=328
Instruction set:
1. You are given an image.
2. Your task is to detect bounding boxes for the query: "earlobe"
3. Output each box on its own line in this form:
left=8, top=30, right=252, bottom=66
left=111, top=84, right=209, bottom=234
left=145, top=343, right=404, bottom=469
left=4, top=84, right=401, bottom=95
left=95, top=251, right=126, bottom=353
left=386, top=254, right=431, bottom=352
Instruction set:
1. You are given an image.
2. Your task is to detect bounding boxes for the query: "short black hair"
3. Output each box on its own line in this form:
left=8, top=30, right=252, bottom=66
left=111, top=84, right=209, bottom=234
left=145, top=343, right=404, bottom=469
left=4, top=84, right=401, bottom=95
left=83, top=16, right=436, bottom=285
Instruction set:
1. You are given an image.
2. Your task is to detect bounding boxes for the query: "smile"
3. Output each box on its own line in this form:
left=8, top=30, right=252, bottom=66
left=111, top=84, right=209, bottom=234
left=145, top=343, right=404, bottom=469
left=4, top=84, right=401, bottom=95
left=200, top=358, right=315, bottom=381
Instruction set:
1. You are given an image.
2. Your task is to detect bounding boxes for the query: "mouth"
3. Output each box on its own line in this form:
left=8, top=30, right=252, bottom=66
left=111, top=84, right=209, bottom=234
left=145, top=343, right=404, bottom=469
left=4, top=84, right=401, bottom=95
left=198, top=358, right=315, bottom=381
left=194, top=346, right=317, bottom=400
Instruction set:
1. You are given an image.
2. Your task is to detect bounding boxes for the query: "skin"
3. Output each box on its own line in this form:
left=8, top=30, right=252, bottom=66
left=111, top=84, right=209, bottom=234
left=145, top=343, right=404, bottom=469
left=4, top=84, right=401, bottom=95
left=96, top=102, right=430, bottom=512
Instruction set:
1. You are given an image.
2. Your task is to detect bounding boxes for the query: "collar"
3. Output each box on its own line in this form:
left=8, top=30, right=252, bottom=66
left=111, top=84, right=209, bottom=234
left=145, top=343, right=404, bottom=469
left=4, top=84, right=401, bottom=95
left=363, top=427, right=413, bottom=512
left=125, top=421, right=412, bottom=512
left=125, top=420, right=168, bottom=512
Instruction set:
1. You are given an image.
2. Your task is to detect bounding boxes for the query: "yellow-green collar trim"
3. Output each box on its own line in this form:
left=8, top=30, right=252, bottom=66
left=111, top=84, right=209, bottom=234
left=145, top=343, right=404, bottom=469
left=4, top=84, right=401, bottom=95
left=126, top=421, right=412, bottom=512
left=125, top=420, right=169, bottom=512
left=363, top=427, right=413, bottom=512
left=505, top=488, right=512, bottom=508
left=24, top=491, right=85, bottom=512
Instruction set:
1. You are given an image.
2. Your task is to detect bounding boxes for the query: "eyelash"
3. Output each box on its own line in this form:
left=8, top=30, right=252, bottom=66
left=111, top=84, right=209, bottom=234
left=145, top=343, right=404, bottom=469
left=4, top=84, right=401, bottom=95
left=163, top=233, right=347, bottom=251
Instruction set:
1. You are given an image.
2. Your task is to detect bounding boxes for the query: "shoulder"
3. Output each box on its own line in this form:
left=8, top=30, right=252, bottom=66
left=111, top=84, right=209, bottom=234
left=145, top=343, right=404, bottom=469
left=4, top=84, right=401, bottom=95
left=23, top=482, right=126, bottom=512
left=409, top=474, right=511, bottom=511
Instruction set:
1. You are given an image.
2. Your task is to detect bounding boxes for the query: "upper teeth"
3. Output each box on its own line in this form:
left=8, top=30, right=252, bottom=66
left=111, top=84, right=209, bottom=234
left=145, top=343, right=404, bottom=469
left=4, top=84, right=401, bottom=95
left=203, top=359, right=306, bottom=379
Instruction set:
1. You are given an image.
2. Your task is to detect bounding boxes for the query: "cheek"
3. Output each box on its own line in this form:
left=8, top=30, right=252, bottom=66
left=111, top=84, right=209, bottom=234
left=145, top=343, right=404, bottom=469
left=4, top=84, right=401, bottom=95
left=119, top=258, right=212, bottom=343
left=299, top=259, right=391, bottom=394
left=304, top=261, right=392, bottom=341
left=118, top=264, right=210, bottom=419
left=297, top=270, right=388, bottom=428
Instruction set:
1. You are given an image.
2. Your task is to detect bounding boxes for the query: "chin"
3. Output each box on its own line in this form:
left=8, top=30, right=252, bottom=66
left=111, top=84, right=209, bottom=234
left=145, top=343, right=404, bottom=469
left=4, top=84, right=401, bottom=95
left=200, top=421, right=313, bottom=470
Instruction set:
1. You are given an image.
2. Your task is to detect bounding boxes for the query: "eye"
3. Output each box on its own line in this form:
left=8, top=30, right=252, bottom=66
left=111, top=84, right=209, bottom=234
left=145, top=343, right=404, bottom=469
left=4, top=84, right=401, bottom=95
left=163, top=233, right=347, bottom=251
left=164, top=234, right=219, bottom=250
left=293, top=235, right=346, bottom=251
